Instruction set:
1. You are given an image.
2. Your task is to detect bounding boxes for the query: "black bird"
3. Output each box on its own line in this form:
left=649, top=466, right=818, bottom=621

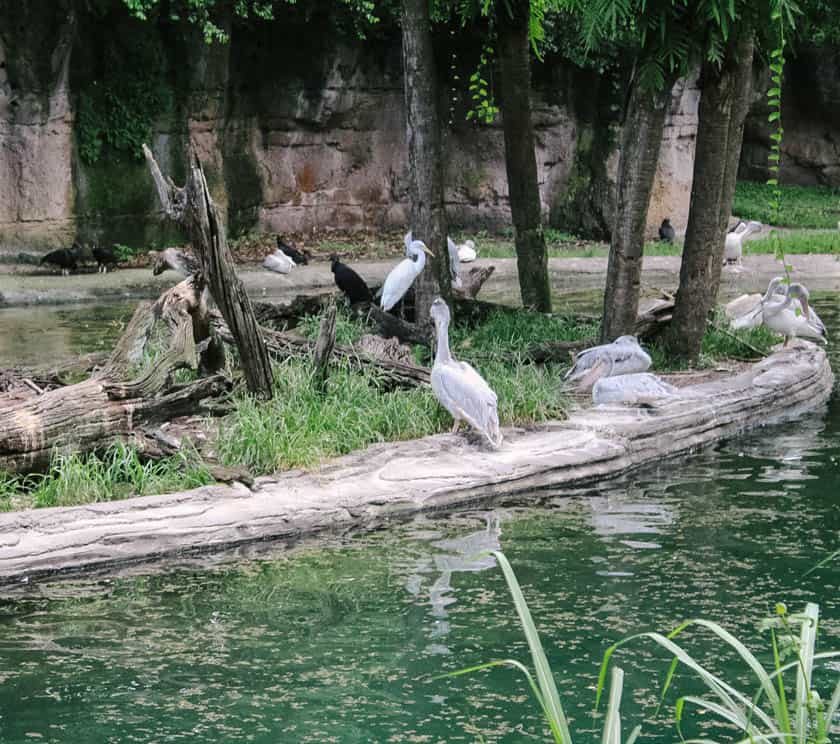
left=276, top=236, right=309, bottom=265
left=658, top=218, right=675, bottom=243
left=330, top=255, right=371, bottom=304
left=41, top=242, right=80, bottom=276
left=92, top=243, right=119, bottom=273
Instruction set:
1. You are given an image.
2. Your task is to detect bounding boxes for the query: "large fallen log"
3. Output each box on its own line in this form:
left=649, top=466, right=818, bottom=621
left=0, top=343, right=831, bottom=581
left=0, top=278, right=230, bottom=474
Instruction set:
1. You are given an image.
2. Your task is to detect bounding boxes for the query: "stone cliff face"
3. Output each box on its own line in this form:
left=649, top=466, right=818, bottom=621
left=1, top=4, right=832, bottom=257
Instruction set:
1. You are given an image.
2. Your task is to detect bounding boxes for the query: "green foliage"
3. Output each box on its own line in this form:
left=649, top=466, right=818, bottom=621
left=733, top=182, right=840, bottom=229
left=0, top=443, right=213, bottom=511
left=466, top=45, right=500, bottom=125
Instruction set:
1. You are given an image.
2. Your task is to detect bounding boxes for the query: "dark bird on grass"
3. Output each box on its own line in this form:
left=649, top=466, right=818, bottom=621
left=152, top=248, right=200, bottom=277
left=658, top=218, right=675, bottom=243
left=276, top=236, right=310, bottom=265
left=92, top=243, right=119, bottom=273
left=330, top=254, right=371, bottom=304
left=41, top=242, right=80, bottom=276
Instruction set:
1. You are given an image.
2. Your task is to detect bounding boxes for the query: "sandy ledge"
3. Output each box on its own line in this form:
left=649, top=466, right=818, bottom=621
left=0, top=343, right=832, bottom=584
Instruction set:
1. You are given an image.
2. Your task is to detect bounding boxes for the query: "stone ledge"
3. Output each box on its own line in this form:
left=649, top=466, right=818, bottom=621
left=0, top=343, right=832, bottom=583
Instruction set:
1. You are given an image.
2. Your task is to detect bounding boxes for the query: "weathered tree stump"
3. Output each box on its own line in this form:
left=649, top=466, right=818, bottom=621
left=0, top=278, right=229, bottom=474
left=143, top=143, right=273, bottom=397
left=312, top=299, right=337, bottom=392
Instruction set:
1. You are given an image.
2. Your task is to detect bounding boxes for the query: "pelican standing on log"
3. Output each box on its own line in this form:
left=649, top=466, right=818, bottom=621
left=430, top=298, right=502, bottom=448
left=381, top=237, right=433, bottom=311
left=762, top=280, right=827, bottom=346
left=564, top=335, right=652, bottom=389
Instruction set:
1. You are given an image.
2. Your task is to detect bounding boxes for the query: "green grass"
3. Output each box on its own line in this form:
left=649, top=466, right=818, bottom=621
left=733, top=181, right=840, bottom=229
left=0, top=442, right=214, bottom=511
left=218, top=306, right=585, bottom=475
left=746, top=229, right=840, bottom=255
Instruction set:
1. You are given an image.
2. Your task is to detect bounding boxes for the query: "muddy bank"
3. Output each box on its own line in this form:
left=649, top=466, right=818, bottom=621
left=4, top=254, right=840, bottom=308
left=0, top=342, right=831, bottom=583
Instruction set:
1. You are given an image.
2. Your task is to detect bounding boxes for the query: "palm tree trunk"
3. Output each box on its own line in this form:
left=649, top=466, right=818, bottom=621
left=600, top=75, right=675, bottom=342
left=497, top=0, right=551, bottom=312
left=665, top=32, right=755, bottom=361
left=400, top=0, right=451, bottom=324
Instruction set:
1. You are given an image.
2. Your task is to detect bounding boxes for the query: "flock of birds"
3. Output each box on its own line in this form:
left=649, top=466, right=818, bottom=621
left=658, top=218, right=763, bottom=265
left=727, top=276, right=826, bottom=345
left=36, top=226, right=828, bottom=452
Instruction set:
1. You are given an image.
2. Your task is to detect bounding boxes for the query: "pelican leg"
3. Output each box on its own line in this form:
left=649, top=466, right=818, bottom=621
left=451, top=418, right=462, bottom=434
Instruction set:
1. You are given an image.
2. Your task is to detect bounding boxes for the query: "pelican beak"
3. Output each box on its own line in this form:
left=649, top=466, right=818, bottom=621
left=800, top=296, right=811, bottom=319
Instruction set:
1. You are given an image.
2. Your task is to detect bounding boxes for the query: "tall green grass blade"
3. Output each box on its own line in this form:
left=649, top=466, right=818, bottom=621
left=490, top=550, right=574, bottom=744
left=825, top=677, right=840, bottom=728
left=770, top=628, right=792, bottom=734
left=803, top=548, right=839, bottom=577
left=794, top=603, right=818, bottom=744
left=601, top=666, right=624, bottom=744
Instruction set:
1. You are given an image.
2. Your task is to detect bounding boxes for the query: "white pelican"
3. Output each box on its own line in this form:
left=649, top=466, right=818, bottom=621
left=762, top=281, right=827, bottom=345
left=381, top=238, right=433, bottom=311
left=262, top=249, right=295, bottom=274
left=564, top=335, right=652, bottom=389
left=430, top=298, right=502, bottom=448
left=726, top=276, right=787, bottom=330
left=592, top=373, right=678, bottom=406
left=724, top=220, right=762, bottom=264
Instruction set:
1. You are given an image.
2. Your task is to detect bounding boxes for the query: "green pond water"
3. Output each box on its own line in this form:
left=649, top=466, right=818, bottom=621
left=0, top=299, right=838, bottom=743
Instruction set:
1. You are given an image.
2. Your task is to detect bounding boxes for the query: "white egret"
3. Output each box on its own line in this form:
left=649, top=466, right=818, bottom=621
left=381, top=238, right=433, bottom=311
left=564, top=335, right=652, bottom=389
left=430, top=298, right=502, bottom=448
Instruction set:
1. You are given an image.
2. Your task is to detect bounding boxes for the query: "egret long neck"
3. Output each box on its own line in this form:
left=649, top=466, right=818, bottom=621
left=434, top=317, right=452, bottom=364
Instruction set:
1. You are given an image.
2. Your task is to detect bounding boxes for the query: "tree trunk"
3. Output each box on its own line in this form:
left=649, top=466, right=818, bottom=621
left=142, top=144, right=274, bottom=397
left=497, top=0, right=551, bottom=312
left=400, top=0, right=450, bottom=324
left=665, top=32, right=755, bottom=361
left=600, top=76, right=676, bottom=342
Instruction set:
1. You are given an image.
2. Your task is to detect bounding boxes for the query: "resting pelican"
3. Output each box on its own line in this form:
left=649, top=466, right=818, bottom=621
left=762, top=281, right=827, bottom=345
left=727, top=276, right=787, bottom=330
left=262, top=249, right=295, bottom=275
left=564, top=335, right=652, bottom=389
left=724, top=220, right=762, bottom=265
left=152, top=248, right=200, bottom=277
left=381, top=238, right=433, bottom=311
left=592, top=373, right=678, bottom=406
left=430, top=298, right=502, bottom=448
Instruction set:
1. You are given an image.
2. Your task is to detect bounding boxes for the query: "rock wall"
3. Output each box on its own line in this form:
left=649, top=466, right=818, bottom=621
left=6, top=5, right=833, bottom=257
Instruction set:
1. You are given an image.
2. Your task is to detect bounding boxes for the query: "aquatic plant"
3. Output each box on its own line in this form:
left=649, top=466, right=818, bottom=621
left=444, top=551, right=840, bottom=744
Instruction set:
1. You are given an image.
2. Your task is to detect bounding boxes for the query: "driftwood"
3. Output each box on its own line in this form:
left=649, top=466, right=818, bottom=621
left=143, top=143, right=273, bottom=397
left=454, top=265, right=495, bottom=300
left=212, top=316, right=431, bottom=389
left=254, top=295, right=328, bottom=329
left=0, top=278, right=230, bottom=474
left=363, top=304, right=431, bottom=346
left=358, top=335, right=416, bottom=365
left=634, top=296, right=675, bottom=339
left=312, top=299, right=337, bottom=392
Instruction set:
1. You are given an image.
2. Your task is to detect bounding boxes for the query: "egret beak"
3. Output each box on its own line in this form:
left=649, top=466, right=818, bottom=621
left=422, top=246, right=434, bottom=257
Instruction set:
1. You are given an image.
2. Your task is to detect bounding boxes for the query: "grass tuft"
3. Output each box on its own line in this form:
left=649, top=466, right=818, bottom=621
left=0, top=442, right=213, bottom=511
left=733, top=181, right=840, bottom=229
